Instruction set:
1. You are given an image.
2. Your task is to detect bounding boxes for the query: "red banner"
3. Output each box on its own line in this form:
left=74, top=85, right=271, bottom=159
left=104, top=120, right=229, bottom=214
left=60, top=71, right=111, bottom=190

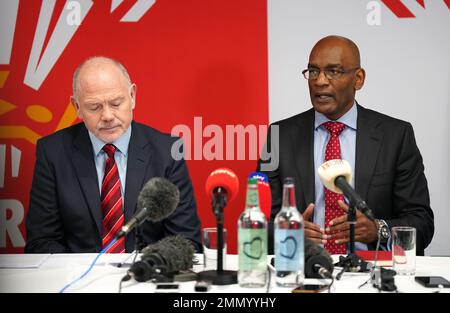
left=0, top=0, right=268, bottom=253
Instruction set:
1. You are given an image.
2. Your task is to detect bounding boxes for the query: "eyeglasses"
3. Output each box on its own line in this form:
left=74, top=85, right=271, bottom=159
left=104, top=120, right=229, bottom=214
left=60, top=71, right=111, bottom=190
left=301, top=67, right=360, bottom=80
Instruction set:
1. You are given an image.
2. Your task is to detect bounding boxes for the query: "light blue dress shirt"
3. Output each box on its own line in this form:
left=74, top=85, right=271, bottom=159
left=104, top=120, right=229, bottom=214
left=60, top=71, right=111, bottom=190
left=313, top=102, right=368, bottom=251
left=88, top=125, right=132, bottom=199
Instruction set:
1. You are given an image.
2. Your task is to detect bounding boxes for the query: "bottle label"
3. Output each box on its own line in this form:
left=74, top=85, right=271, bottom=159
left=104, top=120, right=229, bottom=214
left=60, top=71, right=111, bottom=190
left=238, top=229, right=267, bottom=271
left=274, top=229, right=304, bottom=272
left=246, top=188, right=259, bottom=207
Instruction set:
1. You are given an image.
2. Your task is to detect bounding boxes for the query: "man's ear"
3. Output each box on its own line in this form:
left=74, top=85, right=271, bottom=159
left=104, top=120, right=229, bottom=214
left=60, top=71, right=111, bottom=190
left=71, top=96, right=82, bottom=119
left=354, top=68, right=366, bottom=91
left=130, top=84, right=137, bottom=109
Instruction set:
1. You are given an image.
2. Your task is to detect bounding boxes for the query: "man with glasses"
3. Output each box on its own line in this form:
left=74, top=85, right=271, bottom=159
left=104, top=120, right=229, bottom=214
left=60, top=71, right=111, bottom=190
left=25, top=56, right=202, bottom=253
left=258, top=36, right=434, bottom=255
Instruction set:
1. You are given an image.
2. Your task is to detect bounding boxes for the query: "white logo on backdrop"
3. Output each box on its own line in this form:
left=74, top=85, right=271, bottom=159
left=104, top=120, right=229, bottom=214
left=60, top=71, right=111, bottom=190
left=0, top=0, right=156, bottom=91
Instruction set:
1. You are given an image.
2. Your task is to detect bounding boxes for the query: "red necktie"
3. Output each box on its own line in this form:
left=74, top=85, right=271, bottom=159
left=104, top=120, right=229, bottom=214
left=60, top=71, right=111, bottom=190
left=323, top=121, right=347, bottom=254
left=101, top=144, right=125, bottom=253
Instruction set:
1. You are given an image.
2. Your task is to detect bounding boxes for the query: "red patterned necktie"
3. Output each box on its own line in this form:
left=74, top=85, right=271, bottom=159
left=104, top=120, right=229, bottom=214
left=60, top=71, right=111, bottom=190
left=323, top=121, right=347, bottom=254
left=101, top=144, right=125, bottom=253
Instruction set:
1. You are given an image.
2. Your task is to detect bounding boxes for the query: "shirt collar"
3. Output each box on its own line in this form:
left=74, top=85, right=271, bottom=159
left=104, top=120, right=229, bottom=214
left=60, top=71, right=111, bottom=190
left=314, top=101, right=358, bottom=131
left=88, top=124, right=132, bottom=157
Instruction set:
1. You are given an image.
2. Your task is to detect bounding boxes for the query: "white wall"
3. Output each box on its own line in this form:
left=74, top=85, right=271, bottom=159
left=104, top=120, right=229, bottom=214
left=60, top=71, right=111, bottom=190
left=268, top=0, right=450, bottom=256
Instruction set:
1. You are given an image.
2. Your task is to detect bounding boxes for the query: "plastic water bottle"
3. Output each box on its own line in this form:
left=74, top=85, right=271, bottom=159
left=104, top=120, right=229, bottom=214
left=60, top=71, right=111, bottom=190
left=238, top=177, right=268, bottom=287
left=274, top=177, right=304, bottom=287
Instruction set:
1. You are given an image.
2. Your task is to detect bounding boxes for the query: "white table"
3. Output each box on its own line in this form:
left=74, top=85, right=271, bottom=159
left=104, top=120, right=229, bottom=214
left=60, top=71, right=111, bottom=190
left=0, top=254, right=449, bottom=293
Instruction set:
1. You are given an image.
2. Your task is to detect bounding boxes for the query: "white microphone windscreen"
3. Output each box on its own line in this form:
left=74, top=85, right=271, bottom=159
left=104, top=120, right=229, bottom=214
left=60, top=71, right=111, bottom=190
left=317, top=159, right=352, bottom=193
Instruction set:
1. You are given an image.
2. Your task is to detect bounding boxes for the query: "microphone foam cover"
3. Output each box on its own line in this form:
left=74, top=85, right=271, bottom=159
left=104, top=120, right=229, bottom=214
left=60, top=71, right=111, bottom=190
left=141, top=235, right=195, bottom=272
left=317, top=159, right=352, bottom=194
left=304, top=238, right=334, bottom=278
left=205, top=168, right=239, bottom=202
left=137, top=177, right=180, bottom=222
left=249, top=172, right=272, bottom=219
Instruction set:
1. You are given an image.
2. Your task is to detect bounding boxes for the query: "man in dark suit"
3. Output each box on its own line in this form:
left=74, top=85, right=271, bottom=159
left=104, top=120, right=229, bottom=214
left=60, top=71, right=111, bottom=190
left=258, top=36, right=434, bottom=255
left=25, top=57, right=202, bottom=253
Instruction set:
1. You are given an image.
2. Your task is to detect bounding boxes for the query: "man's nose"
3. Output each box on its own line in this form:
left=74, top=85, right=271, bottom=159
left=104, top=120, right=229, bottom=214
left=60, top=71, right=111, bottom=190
left=314, top=70, right=330, bottom=87
left=101, top=106, right=114, bottom=121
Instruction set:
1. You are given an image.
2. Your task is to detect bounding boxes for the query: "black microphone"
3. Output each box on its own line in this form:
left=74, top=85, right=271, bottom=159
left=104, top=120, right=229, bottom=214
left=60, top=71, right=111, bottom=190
left=334, top=176, right=375, bottom=221
left=127, top=235, right=195, bottom=282
left=318, top=159, right=375, bottom=221
left=304, top=238, right=334, bottom=279
left=116, top=177, right=180, bottom=238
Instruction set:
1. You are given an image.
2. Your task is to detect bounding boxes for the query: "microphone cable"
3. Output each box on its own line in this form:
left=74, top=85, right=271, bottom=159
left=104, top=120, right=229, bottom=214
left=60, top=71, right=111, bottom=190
left=358, top=227, right=382, bottom=290
left=326, top=271, right=335, bottom=293
left=118, top=250, right=139, bottom=293
left=336, top=260, right=351, bottom=280
left=59, top=238, right=118, bottom=293
left=118, top=226, right=146, bottom=293
left=115, top=250, right=138, bottom=268
left=266, top=263, right=273, bottom=293
left=311, top=263, right=335, bottom=293
left=358, top=226, right=397, bottom=292
left=268, top=256, right=334, bottom=293
left=118, top=270, right=133, bottom=293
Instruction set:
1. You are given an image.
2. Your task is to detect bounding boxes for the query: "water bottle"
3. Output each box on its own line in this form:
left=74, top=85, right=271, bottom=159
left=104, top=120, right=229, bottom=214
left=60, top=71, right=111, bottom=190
left=238, top=177, right=268, bottom=287
left=274, top=177, right=304, bottom=287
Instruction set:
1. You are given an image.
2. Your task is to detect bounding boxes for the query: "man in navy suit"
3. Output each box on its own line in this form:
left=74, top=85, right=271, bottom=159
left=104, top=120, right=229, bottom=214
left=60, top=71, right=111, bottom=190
left=258, top=36, right=434, bottom=255
left=25, top=57, right=202, bottom=253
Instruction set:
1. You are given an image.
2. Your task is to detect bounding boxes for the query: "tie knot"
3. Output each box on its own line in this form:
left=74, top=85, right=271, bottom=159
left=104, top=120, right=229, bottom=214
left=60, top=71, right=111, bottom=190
left=323, top=121, right=346, bottom=136
left=102, top=144, right=116, bottom=158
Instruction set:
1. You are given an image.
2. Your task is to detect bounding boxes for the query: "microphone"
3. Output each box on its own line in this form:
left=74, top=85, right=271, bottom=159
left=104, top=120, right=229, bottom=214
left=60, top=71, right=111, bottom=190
left=128, top=235, right=195, bottom=282
left=304, top=238, right=334, bottom=279
left=200, top=168, right=239, bottom=285
left=205, top=168, right=239, bottom=214
left=116, top=177, right=180, bottom=238
left=318, top=159, right=375, bottom=221
left=248, top=172, right=272, bottom=220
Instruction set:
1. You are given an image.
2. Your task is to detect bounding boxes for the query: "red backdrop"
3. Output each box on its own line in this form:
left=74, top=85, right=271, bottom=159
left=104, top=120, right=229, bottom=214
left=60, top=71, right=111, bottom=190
left=0, top=0, right=268, bottom=253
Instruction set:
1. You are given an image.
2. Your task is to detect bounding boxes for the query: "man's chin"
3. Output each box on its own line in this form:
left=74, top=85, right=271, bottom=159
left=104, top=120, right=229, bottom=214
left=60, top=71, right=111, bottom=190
left=312, top=101, right=337, bottom=115
left=96, top=128, right=123, bottom=143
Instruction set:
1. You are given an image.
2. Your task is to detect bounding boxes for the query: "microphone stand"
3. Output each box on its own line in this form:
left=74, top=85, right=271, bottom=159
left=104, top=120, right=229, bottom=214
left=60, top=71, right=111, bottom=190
left=135, top=225, right=147, bottom=252
left=349, top=205, right=356, bottom=255
left=116, top=225, right=146, bottom=269
left=335, top=201, right=370, bottom=280
left=197, top=187, right=238, bottom=285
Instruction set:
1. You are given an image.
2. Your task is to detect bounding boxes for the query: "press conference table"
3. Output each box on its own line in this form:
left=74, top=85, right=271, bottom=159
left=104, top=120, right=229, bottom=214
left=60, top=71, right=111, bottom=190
left=0, top=253, right=449, bottom=293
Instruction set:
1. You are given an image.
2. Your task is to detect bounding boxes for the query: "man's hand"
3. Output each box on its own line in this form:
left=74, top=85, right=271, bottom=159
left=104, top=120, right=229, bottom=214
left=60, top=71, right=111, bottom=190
left=326, top=200, right=378, bottom=244
left=302, top=203, right=327, bottom=245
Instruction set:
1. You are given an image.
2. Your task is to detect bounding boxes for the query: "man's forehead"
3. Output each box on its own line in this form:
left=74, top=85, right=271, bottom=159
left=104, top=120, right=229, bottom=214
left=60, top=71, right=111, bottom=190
left=309, top=38, right=359, bottom=66
left=78, top=59, right=127, bottom=84
left=78, top=86, right=128, bottom=102
left=77, top=69, right=128, bottom=94
left=79, top=62, right=123, bottom=82
left=309, top=47, right=356, bottom=67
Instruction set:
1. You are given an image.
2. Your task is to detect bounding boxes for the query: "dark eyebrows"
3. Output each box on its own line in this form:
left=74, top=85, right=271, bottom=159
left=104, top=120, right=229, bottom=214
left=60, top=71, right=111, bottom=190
left=324, top=64, right=343, bottom=69
left=307, top=63, right=343, bottom=69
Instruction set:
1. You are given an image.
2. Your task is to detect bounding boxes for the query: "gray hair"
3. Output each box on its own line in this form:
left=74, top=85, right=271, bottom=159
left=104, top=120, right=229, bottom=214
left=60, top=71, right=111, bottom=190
left=72, top=56, right=132, bottom=99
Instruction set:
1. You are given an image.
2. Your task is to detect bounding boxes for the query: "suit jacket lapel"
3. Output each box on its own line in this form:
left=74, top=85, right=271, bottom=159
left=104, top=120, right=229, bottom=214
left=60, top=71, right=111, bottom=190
left=71, top=125, right=102, bottom=235
left=355, top=104, right=383, bottom=200
left=292, top=109, right=315, bottom=209
left=124, top=123, right=152, bottom=223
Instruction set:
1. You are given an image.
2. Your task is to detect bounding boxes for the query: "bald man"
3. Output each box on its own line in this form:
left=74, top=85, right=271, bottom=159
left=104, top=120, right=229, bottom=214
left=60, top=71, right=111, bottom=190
left=258, top=36, right=434, bottom=255
left=25, top=57, right=202, bottom=253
